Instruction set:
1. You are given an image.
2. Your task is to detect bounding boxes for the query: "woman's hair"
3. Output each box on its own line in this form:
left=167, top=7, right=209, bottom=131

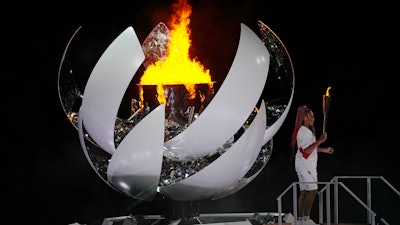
left=290, top=105, right=315, bottom=149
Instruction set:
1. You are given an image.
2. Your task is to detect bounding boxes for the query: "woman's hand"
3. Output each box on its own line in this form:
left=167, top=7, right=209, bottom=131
left=318, top=132, right=328, bottom=143
left=324, top=147, right=334, bottom=154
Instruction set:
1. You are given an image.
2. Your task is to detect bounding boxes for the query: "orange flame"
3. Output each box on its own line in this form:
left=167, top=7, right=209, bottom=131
left=139, top=0, right=213, bottom=105
left=325, top=86, right=331, bottom=96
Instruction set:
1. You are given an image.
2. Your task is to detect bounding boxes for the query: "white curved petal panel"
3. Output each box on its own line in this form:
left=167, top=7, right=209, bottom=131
left=78, top=107, right=126, bottom=196
left=80, top=26, right=145, bottom=155
left=211, top=161, right=266, bottom=200
left=212, top=102, right=270, bottom=200
left=77, top=107, right=113, bottom=187
left=159, top=101, right=266, bottom=201
left=107, top=105, right=165, bottom=201
left=164, top=23, right=270, bottom=160
left=263, top=89, right=294, bottom=144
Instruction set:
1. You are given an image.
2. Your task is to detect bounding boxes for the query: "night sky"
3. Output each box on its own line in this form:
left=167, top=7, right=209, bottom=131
left=3, top=1, right=399, bottom=225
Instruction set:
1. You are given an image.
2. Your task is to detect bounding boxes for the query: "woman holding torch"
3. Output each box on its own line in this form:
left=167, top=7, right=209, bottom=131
left=290, top=105, right=334, bottom=225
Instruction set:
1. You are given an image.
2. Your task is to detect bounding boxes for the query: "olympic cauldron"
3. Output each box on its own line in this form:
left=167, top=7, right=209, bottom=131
left=57, top=20, right=294, bottom=202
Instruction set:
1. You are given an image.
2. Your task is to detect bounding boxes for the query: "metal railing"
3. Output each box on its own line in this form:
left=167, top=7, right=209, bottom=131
left=318, top=176, right=400, bottom=225
left=276, top=176, right=400, bottom=225
left=277, top=181, right=338, bottom=225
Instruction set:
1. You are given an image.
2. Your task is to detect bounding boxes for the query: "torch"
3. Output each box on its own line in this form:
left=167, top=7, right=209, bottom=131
left=322, top=86, right=331, bottom=133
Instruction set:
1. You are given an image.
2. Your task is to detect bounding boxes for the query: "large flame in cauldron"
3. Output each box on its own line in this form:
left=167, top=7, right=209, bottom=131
left=139, top=0, right=213, bottom=105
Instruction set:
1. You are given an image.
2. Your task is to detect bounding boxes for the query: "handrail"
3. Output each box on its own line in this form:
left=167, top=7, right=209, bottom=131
left=336, top=182, right=376, bottom=224
left=276, top=177, right=400, bottom=225
left=277, top=181, right=334, bottom=225
left=318, top=176, right=400, bottom=225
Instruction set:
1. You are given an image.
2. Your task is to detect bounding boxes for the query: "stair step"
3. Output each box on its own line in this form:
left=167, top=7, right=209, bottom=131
left=320, top=223, right=369, bottom=225
left=269, top=223, right=369, bottom=225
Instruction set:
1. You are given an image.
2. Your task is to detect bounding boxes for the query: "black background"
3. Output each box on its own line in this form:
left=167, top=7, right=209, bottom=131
left=3, top=1, right=399, bottom=224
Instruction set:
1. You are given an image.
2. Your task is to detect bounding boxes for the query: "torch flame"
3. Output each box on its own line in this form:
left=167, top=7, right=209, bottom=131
left=139, top=0, right=213, bottom=105
left=325, top=86, right=331, bottom=96
left=322, top=86, right=332, bottom=133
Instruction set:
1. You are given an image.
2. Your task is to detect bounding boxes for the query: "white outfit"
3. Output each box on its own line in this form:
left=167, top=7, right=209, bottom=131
left=295, top=126, right=318, bottom=191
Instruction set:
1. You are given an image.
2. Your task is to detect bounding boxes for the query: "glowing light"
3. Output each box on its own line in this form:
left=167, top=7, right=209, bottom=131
left=57, top=0, right=295, bottom=201
left=325, top=86, right=331, bottom=96
left=322, top=86, right=332, bottom=133
left=139, top=0, right=213, bottom=105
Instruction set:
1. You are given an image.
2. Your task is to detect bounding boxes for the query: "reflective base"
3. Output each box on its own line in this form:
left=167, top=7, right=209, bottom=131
left=99, top=212, right=288, bottom=225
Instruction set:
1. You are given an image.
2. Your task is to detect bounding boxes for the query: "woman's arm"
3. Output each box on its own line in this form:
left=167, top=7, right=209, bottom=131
left=303, top=132, right=327, bottom=154
left=318, top=146, right=334, bottom=154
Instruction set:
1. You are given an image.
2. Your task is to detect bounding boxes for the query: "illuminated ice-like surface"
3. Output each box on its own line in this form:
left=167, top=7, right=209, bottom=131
left=141, top=22, right=170, bottom=69
left=57, top=20, right=294, bottom=201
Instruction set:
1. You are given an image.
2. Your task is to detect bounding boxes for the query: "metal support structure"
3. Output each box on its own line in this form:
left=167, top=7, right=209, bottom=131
left=278, top=176, right=400, bottom=225
left=319, top=176, right=400, bottom=225
left=293, top=183, right=298, bottom=224
left=367, top=177, right=372, bottom=224
left=277, top=182, right=331, bottom=225
left=318, top=192, right=323, bottom=224
left=334, top=176, right=339, bottom=224
left=325, top=185, right=331, bottom=225
left=277, top=184, right=293, bottom=225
